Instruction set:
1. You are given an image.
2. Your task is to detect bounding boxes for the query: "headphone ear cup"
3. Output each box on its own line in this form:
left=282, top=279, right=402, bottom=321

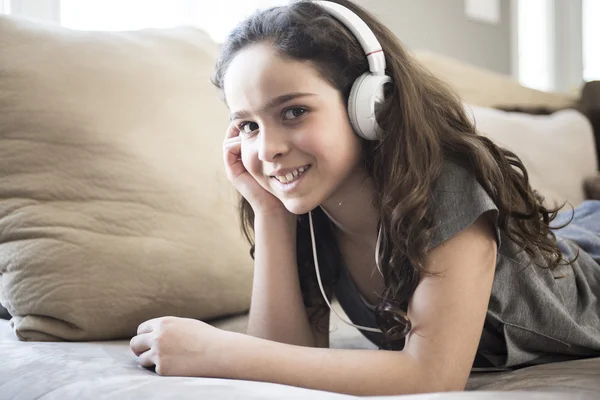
left=347, top=73, right=392, bottom=140
left=347, top=72, right=369, bottom=139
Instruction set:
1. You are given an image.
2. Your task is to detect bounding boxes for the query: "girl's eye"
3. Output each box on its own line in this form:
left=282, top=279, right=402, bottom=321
left=283, top=107, right=306, bottom=120
left=237, top=108, right=305, bottom=135
left=239, top=121, right=259, bottom=135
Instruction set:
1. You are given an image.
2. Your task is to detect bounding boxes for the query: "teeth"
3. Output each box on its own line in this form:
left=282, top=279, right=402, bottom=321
left=275, top=166, right=308, bottom=183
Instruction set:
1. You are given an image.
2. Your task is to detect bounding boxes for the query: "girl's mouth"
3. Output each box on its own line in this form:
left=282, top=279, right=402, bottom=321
left=272, top=165, right=310, bottom=184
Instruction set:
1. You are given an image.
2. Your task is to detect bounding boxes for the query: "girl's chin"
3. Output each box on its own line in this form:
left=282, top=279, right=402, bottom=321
left=281, top=198, right=318, bottom=216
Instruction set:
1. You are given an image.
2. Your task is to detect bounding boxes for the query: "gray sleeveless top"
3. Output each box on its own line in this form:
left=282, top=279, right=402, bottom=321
left=333, top=161, right=600, bottom=370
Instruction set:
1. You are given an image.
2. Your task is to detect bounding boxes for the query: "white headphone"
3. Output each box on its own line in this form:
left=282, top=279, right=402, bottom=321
left=313, top=1, right=393, bottom=140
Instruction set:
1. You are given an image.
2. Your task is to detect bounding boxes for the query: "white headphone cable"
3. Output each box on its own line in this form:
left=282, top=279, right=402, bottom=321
left=308, top=210, right=382, bottom=333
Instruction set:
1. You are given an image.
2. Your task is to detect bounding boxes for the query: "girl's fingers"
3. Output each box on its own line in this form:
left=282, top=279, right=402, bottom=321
left=223, top=137, right=242, bottom=162
left=223, top=134, right=247, bottom=180
left=130, top=333, right=151, bottom=356
left=137, top=318, right=159, bottom=335
left=138, top=349, right=156, bottom=368
left=223, top=122, right=242, bottom=164
left=225, top=121, right=241, bottom=140
left=223, top=122, right=254, bottom=184
left=223, top=136, right=242, bottom=149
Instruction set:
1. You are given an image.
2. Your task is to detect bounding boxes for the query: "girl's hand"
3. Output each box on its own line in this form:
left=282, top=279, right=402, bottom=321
left=130, top=317, right=234, bottom=377
left=223, top=122, right=288, bottom=215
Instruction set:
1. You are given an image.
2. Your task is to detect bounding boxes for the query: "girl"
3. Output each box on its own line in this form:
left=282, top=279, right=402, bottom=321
left=130, top=0, right=600, bottom=395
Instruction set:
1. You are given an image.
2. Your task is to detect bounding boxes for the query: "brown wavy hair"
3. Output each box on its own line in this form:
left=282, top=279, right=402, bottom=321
left=211, top=0, right=574, bottom=350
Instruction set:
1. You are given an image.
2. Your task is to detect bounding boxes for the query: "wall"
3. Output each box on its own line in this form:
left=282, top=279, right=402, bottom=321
left=355, top=0, right=512, bottom=75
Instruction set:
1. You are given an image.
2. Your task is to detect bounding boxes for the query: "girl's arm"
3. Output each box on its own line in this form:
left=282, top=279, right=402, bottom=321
left=246, top=211, right=328, bottom=348
left=219, top=213, right=497, bottom=396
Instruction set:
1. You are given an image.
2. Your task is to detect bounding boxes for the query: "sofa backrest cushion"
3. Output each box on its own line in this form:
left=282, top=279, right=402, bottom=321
left=0, top=16, right=252, bottom=341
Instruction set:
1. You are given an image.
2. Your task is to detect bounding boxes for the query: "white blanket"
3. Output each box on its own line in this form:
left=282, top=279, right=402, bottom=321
left=2, top=319, right=600, bottom=400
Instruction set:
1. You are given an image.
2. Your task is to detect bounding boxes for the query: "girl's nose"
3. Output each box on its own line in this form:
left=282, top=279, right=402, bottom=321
left=257, top=126, right=290, bottom=161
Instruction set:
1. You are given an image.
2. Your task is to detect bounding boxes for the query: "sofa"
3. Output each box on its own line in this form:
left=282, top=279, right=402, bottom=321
left=1, top=14, right=600, bottom=400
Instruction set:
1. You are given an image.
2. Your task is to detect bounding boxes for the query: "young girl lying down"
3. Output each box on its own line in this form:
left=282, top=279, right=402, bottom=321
left=130, top=0, right=600, bottom=395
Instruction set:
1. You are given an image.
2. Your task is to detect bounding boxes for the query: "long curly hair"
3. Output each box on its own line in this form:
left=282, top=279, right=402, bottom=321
left=211, top=0, right=573, bottom=350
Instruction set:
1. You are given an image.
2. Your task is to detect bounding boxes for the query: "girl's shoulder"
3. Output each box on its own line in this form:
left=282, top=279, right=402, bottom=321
left=427, top=161, right=500, bottom=251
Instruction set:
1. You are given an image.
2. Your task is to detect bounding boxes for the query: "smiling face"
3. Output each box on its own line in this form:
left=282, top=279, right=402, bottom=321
left=223, top=42, right=364, bottom=215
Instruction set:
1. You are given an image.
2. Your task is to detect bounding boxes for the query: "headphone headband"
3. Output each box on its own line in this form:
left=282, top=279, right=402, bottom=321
left=313, top=1, right=387, bottom=75
left=311, top=1, right=392, bottom=140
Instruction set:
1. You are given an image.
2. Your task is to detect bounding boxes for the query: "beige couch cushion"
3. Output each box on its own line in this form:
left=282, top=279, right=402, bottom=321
left=414, top=50, right=577, bottom=109
left=0, top=16, right=252, bottom=341
left=466, top=105, right=598, bottom=207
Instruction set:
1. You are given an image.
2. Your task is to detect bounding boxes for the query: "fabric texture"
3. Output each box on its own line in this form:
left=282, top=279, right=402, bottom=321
left=335, top=161, right=600, bottom=370
left=2, top=318, right=600, bottom=400
left=0, top=16, right=253, bottom=341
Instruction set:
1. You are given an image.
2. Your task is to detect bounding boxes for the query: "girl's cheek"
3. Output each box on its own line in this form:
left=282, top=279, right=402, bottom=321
left=240, top=142, right=257, bottom=173
left=294, top=124, right=321, bottom=149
